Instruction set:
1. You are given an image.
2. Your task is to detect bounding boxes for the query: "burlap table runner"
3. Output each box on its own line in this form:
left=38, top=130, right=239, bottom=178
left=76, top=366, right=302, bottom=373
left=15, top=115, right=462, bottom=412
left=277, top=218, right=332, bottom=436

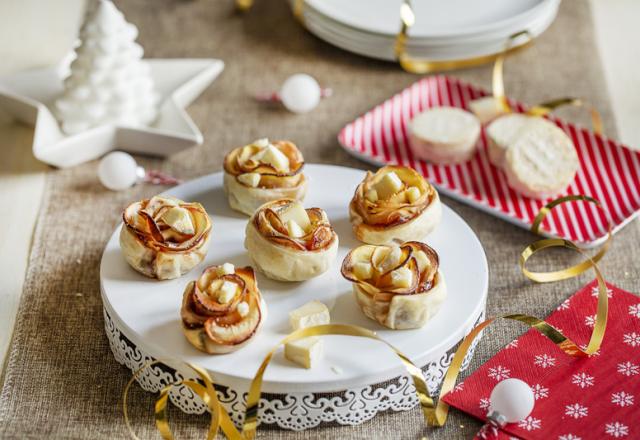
left=2, top=1, right=638, bottom=438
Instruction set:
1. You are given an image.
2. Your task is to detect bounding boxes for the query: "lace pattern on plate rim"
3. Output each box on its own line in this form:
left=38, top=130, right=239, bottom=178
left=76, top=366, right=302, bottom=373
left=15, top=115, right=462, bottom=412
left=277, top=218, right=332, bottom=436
left=104, top=307, right=485, bottom=431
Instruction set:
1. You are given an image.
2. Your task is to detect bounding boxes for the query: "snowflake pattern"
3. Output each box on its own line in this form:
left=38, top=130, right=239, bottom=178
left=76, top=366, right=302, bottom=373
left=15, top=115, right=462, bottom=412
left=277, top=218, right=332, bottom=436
left=617, top=361, right=640, bottom=377
left=517, top=416, right=541, bottom=431
left=557, top=298, right=571, bottom=310
left=505, top=339, right=519, bottom=349
left=629, top=304, right=640, bottom=319
left=623, top=332, right=640, bottom=347
left=531, top=383, right=549, bottom=400
left=452, top=382, right=464, bottom=393
left=571, top=372, right=594, bottom=389
left=534, top=354, right=557, bottom=368
left=591, top=285, right=613, bottom=298
left=605, top=422, right=629, bottom=438
left=487, top=365, right=511, bottom=381
left=611, top=391, right=634, bottom=408
left=565, top=403, right=588, bottom=419
left=584, top=314, right=597, bottom=328
left=478, top=397, right=490, bottom=410
left=558, top=435, right=582, bottom=440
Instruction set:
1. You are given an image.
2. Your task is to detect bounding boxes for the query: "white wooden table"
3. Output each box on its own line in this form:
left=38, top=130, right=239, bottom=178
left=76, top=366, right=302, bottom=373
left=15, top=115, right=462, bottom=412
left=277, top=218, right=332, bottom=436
left=1, top=0, right=639, bottom=372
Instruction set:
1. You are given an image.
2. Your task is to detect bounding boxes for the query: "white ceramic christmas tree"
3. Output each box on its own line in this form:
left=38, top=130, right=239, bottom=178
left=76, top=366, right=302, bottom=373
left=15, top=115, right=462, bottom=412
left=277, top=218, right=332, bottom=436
left=55, top=0, right=159, bottom=135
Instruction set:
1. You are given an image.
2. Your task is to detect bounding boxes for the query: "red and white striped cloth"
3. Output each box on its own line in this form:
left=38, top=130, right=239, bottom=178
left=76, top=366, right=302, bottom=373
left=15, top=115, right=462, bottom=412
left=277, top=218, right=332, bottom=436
left=338, top=75, right=640, bottom=246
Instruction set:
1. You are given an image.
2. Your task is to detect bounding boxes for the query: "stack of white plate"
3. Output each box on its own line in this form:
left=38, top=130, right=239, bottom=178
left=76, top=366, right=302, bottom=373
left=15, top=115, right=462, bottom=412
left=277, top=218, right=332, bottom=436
left=297, top=0, right=561, bottom=62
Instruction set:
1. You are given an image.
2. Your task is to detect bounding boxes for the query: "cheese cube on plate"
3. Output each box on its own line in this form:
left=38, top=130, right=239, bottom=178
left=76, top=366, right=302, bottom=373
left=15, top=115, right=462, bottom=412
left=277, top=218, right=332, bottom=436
left=285, top=336, right=324, bottom=369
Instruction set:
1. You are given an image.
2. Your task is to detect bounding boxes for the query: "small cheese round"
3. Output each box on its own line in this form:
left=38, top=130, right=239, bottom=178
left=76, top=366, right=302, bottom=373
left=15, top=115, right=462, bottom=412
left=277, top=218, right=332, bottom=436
left=486, top=113, right=535, bottom=168
left=503, top=121, right=578, bottom=199
left=408, top=107, right=481, bottom=164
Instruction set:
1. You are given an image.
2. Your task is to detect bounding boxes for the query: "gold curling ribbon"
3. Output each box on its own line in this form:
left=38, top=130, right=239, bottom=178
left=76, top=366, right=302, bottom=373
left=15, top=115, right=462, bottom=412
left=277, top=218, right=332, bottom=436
left=234, top=0, right=253, bottom=12
left=123, top=325, right=433, bottom=440
left=123, top=199, right=611, bottom=437
left=488, top=31, right=604, bottom=135
left=425, top=195, right=611, bottom=426
left=395, top=1, right=533, bottom=74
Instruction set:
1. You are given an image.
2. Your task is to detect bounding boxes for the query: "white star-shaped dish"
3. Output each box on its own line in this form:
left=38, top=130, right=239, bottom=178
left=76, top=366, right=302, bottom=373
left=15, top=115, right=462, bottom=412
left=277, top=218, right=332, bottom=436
left=0, top=58, right=224, bottom=168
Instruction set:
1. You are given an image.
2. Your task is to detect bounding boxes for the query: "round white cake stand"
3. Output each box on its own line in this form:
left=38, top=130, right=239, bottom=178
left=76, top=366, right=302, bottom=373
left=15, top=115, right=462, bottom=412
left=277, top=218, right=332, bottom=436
left=100, top=164, right=488, bottom=430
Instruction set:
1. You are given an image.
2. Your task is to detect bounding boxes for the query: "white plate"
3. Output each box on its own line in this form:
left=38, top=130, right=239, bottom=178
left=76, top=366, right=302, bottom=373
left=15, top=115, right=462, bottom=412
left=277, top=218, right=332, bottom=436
left=303, top=5, right=557, bottom=62
left=306, top=0, right=557, bottom=39
left=100, top=164, right=488, bottom=393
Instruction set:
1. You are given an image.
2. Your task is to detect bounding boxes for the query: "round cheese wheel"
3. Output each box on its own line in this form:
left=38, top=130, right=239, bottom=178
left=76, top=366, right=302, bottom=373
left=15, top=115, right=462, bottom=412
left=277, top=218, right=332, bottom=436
left=486, top=113, right=533, bottom=168
left=503, top=121, right=579, bottom=199
left=408, top=107, right=481, bottom=164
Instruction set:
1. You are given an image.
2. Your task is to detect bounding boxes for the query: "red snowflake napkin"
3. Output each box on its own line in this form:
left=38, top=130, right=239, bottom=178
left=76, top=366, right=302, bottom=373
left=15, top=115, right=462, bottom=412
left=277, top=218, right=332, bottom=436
left=442, top=280, right=640, bottom=439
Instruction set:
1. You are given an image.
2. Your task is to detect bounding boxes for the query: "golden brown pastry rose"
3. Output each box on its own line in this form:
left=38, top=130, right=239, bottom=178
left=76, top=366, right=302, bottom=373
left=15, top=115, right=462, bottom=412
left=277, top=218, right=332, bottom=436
left=120, top=196, right=212, bottom=280
left=245, top=199, right=339, bottom=281
left=181, top=265, right=266, bottom=354
left=341, top=241, right=446, bottom=330
left=223, top=139, right=307, bottom=215
left=349, top=165, right=441, bottom=245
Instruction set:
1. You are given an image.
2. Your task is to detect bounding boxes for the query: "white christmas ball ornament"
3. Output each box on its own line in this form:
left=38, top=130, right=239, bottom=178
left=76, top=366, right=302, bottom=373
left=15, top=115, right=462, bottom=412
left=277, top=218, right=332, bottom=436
left=279, top=73, right=321, bottom=113
left=488, top=378, right=535, bottom=423
left=98, top=151, right=142, bottom=190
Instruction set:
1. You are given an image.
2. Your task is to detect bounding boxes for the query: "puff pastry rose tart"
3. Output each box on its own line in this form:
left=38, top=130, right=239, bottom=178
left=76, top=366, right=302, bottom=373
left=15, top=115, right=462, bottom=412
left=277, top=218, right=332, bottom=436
left=223, top=138, right=307, bottom=216
left=120, top=196, right=212, bottom=280
left=349, top=166, right=441, bottom=245
left=181, top=263, right=266, bottom=354
left=341, top=241, right=446, bottom=330
left=245, top=199, right=338, bottom=281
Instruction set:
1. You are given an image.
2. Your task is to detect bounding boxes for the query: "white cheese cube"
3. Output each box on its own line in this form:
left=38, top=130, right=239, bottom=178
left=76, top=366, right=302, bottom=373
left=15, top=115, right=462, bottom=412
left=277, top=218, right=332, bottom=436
left=257, top=144, right=290, bottom=172
left=216, top=263, right=235, bottom=276
left=353, top=262, right=373, bottom=280
left=285, top=337, right=324, bottom=369
left=236, top=301, right=249, bottom=317
left=253, top=138, right=270, bottom=148
left=390, top=266, right=413, bottom=288
left=374, top=171, right=403, bottom=200
left=160, top=206, right=194, bottom=234
left=289, top=300, right=330, bottom=331
left=365, top=189, right=379, bottom=203
left=405, top=186, right=421, bottom=204
left=237, top=172, right=261, bottom=188
left=286, top=219, right=306, bottom=238
left=278, top=202, right=311, bottom=231
left=217, top=280, right=238, bottom=304
left=379, top=246, right=402, bottom=273
left=413, top=250, right=431, bottom=272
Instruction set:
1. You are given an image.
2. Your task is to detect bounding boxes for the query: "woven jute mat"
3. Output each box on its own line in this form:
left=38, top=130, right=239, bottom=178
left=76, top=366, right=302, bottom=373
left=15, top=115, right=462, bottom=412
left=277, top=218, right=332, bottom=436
left=1, top=1, right=638, bottom=438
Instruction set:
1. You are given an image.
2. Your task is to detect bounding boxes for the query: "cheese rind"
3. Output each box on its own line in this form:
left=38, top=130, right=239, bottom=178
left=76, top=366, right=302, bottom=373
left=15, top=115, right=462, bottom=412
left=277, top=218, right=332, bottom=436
left=289, top=300, right=330, bottom=330
left=160, top=206, right=194, bottom=234
left=284, top=337, right=323, bottom=369
left=374, top=172, right=403, bottom=200
left=237, top=172, right=261, bottom=188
